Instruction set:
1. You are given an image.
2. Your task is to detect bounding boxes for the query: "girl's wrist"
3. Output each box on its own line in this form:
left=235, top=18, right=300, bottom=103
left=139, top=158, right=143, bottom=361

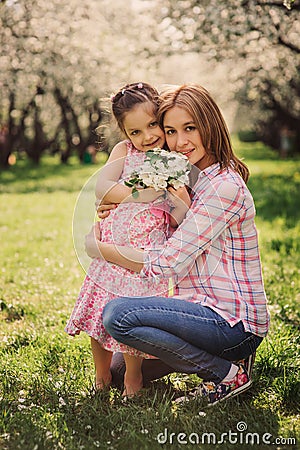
left=98, top=242, right=111, bottom=262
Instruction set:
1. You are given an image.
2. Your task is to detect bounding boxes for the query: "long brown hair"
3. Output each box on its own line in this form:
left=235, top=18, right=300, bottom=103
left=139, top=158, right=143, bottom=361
left=157, top=84, right=249, bottom=183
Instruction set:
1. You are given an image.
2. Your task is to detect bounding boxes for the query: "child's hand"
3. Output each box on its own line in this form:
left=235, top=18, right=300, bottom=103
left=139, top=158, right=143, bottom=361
left=96, top=201, right=117, bottom=219
left=85, top=224, right=102, bottom=258
left=125, top=187, right=165, bottom=204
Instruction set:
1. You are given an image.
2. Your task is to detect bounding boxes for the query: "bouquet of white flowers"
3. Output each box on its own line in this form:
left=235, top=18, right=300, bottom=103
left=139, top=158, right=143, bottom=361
left=125, top=148, right=191, bottom=197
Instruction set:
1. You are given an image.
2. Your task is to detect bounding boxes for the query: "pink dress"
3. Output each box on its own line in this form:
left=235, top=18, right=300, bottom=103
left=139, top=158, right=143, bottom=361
left=65, top=141, right=170, bottom=357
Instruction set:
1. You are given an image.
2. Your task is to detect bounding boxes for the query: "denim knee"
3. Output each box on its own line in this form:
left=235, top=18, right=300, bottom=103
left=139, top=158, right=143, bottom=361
left=102, top=297, right=125, bottom=334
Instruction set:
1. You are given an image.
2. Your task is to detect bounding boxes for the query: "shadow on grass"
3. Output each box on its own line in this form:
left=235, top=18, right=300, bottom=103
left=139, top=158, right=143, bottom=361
left=1, top=145, right=300, bottom=225
left=1, top=332, right=298, bottom=450
left=0, top=154, right=106, bottom=194
left=0, top=156, right=77, bottom=181
left=248, top=172, right=300, bottom=226
left=1, top=382, right=284, bottom=450
left=235, top=140, right=279, bottom=161
left=2, top=151, right=299, bottom=226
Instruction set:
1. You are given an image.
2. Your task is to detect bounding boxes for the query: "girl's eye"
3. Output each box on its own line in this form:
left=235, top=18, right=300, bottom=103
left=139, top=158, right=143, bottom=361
left=186, top=126, right=196, bottom=132
left=149, top=121, right=158, bottom=127
left=131, top=130, right=139, bottom=136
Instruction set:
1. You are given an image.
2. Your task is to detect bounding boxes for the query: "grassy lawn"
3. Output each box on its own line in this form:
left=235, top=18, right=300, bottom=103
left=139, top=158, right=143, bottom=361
left=0, top=143, right=299, bottom=450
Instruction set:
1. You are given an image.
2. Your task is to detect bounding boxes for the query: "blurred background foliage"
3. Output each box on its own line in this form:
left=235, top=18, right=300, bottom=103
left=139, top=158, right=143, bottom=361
left=0, top=0, right=299, bottom=168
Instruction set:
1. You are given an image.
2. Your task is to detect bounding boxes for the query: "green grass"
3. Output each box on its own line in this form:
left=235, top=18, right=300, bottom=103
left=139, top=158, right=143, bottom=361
left=0, top=143, right=299, bottom=449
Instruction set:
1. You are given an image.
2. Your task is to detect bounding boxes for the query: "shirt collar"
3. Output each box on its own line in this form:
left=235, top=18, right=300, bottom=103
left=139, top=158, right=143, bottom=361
left=190, top=163, right=227, bottom=197
left=188, top=163, right=218, bottom=199
left=192, top=162, right=223, bottom=185
left=200, top=162, right=222, bottom=178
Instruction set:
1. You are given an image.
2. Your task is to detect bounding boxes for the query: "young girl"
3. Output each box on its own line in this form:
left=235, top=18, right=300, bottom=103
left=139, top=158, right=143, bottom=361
left=87, top=83, right=269, bottom=406
left=65, top=82, right=191, bottom=397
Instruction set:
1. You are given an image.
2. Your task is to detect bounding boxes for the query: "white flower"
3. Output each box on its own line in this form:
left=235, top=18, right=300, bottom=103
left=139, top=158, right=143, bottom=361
left=140, top=172, right=155, bottom=186
left=126, top=148, right=190, bottom=194
left=153, top=160, right=165, bottom=172
left=170, top=178, right=185, bottom=190
left=142, top=161, right=153, bottom=172
left=152, top=176, right=168, bottom=190
left=58, top=397, right=66, bottom=407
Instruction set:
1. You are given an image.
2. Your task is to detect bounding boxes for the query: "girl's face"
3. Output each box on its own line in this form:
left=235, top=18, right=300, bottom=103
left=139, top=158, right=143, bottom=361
left=123, top=102, right=165, bottom=152
left=163, top=106, right=208, bottom=170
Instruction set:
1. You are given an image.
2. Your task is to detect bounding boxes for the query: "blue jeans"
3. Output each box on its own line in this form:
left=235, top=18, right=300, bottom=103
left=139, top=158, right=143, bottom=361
left=103, top=296, right=263, bottom=383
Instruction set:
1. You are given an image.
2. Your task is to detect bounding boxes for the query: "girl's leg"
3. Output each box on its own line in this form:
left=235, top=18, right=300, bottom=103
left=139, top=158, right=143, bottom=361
left=90, top=337, right=113, bottom=390
left=110, top=352, right=174, bottom=390
left=122, top=354, right=143, bottom=397
left=103, top=296, right=262, bottom=384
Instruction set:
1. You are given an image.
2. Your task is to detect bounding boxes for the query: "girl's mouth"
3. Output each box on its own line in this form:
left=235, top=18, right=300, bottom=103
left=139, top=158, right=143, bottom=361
left=144, top=137, right=161, bottom=148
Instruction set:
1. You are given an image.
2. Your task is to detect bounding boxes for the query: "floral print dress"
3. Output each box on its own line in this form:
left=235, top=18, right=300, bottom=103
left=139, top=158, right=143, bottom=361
left=65, top=141, right=170, bottom=357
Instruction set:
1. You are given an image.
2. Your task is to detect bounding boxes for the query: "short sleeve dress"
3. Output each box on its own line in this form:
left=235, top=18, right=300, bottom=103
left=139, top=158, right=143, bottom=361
left=65, top=141, right=170, bottom=357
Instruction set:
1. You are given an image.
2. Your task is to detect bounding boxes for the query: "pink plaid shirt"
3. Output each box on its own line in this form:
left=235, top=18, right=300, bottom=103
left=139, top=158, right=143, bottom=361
left=141, top=163, right=269, bottom=337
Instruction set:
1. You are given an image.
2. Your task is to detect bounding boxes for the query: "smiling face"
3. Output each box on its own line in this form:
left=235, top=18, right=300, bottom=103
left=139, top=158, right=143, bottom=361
left=122, top=102, right=165, bottom=152
left=163, top=106, right=210, bottom=170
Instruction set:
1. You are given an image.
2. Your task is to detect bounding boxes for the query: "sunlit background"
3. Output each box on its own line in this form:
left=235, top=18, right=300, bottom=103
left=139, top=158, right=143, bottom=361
left=1, top=3, right=300, bottom=448
left=0, top=0, right=299, bottom=166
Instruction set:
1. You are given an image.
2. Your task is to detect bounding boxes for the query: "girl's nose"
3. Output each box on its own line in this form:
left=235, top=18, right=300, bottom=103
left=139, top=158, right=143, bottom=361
left=144, top=130, right=153, bottom=142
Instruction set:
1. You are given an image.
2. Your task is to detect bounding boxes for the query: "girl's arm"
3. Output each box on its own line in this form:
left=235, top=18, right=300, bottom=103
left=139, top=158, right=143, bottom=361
left=100, top=242, right=143, bottom=272
left=85, top=225, right=144, bottom=272
left=86, top=187, right=190, bottom=271
left=87, top=179, right=246, bottom=280
left=96, top=141, right=165, bottom=206
left=167, top=186, right=191, bottom=228
left=95, top=141, right=133, bottom=204
left=89, top=189, right=191, bottom=264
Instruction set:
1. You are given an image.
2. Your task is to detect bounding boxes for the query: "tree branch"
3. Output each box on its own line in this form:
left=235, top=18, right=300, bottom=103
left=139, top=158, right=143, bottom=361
left=256, top=1, right=300, bottom=10
left=278, top=35, right=300, bottom=53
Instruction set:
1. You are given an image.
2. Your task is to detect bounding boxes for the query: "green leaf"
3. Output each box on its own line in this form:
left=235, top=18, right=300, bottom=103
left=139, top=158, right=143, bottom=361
left=125, top=176, right=141, bottom=187
left=150, top=154, right=160, bottom=163
left=132, top=188, right=139, bottom=199
left=124, top=180, right=134, bottom=187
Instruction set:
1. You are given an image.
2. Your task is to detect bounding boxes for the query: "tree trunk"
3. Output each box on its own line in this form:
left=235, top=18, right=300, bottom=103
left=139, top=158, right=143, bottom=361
left=0, top=92, right=15, bottom=169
